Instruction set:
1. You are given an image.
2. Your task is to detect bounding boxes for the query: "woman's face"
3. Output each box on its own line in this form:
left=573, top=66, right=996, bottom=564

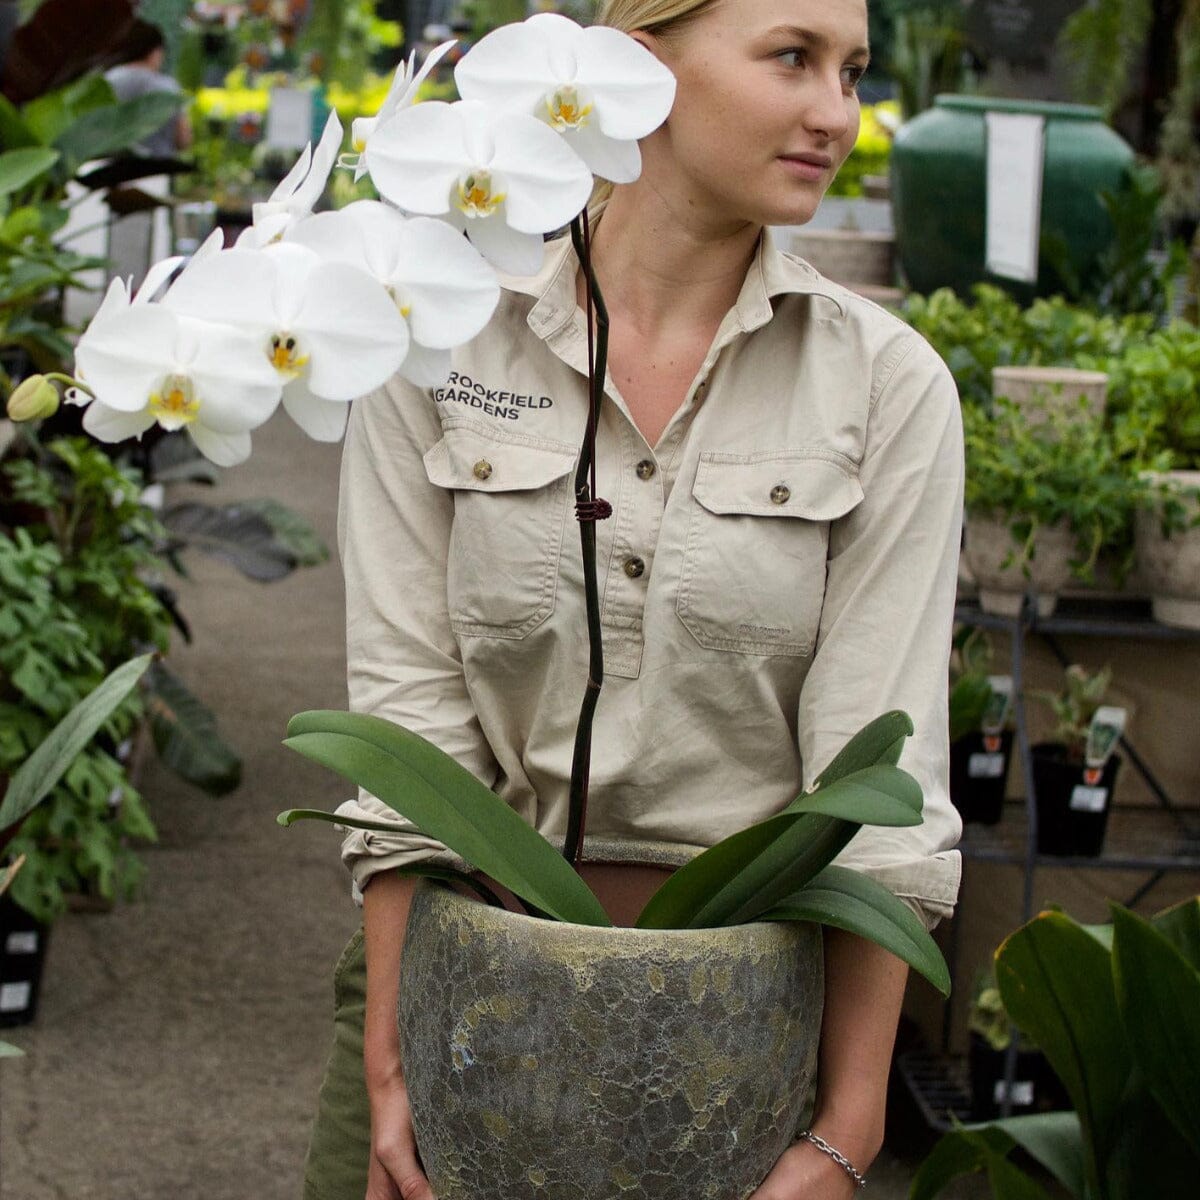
left=641, top=0, right=869, bottom=228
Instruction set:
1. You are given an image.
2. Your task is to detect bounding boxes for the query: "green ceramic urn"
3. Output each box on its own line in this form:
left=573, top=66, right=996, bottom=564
left=399, top=879, right=825, bottom=1200
left=891, top=94, right=1135, bottom=299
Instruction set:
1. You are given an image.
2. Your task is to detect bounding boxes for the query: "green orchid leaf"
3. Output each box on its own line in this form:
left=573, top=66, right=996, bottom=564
left=785, top=763, right=923, bottom=823
left=759, top=865, right=949, bottom=994
left=1106, top=1072, right=1200, bottom=1195
left=1150, top=895, right=1200, bottom=972
left=55, top=91, right=183, bottom=170
left=996, top=911, right=1127, bottom=1199
left=1111, top=905, right=1200, bottom=1159
left=909, top=1125, right=1058, bottom=1200
left=145, top=661, right=241, bottom=796
left=810, top=710, right=914, bottom=790
left=986, top=1112, right=1087, bottom=1198
left=283, top=711, right=609, bottom=927
left=0, top=654, right=152, bottom=833
left=0, top=146, right=59, bottom=197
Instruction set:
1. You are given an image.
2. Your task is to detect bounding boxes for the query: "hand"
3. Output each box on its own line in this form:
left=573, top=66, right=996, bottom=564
left=745, top=1138, right=859, bottom=1200
left=365, top=1073, right=436, bottom=1200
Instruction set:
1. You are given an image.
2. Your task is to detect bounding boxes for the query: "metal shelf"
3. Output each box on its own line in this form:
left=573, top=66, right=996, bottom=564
left=896, top=1049, right=973, bottom=1134
left=955, top=595, right=1200, bottom=640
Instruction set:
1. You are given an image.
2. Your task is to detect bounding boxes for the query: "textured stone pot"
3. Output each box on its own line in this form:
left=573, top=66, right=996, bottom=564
left=399, top=880, right=824, bottom=1200
left=963, top=515, right=1076, bottom=617
left=992, top=366, right=1108, bottom=426
left=788, top=228, right=895, bottom=287
left=1136, top=470, right=1200, bottom=629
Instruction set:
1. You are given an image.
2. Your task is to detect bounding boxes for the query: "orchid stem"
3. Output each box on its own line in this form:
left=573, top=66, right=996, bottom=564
left=563, top=211, right=610, bottom=872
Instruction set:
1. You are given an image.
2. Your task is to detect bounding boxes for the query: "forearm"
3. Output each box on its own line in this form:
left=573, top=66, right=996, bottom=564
left=362, top=870, right=420, bottom=1090
left=810, top=927, right=909, bottom=1170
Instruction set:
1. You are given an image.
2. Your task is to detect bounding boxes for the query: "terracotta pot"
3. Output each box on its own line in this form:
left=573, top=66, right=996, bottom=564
left=963, top=515, right=1076, bottom=617
left=399, top=880, right=825, bottom=1200
left=1135, top=470, right=1200, bottom=630
left=992, top=366, right=1108, bottom=426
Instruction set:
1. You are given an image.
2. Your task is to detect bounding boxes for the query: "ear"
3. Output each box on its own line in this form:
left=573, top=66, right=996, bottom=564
left=630, top=28, right=666, bottom=62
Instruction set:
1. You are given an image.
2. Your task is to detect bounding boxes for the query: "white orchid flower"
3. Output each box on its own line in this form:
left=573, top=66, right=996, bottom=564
left=364, top=99, right=593, bottom=276
left=239, top=110, right=344, bottom=248
left=74, top=306, right=282, bottom=467
left=454, top=12, right=676, bottom=183
left=286, top=201, right=499, bottom=387
left=161, top=241, right=408, bottom=442
left=347, top=38, right=456, bottom=181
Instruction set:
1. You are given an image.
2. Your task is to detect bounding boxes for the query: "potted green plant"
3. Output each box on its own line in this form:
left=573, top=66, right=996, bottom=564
left=911, top=896, right=1200, bottom=1199
left=948, top=627, right=1013, bottom=825
left=1030, top=664, right=1122, bottom=858
left=962, top=397, right=1149, bottom=616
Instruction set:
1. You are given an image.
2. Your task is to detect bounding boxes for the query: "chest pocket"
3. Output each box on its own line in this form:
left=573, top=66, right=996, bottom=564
left=677, top=450, right=864, bottom=657
left=424, top=422, right=577, bottom=639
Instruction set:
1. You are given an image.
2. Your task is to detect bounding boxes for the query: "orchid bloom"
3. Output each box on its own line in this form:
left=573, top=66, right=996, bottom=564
left=286, top=201, right=499, bottom=387
left=161, top=242, right=408, bottom=441
left=74, top=305, right=282, bottom=467
left=454, top=13, right=676, bottom=184
left=239, top=110, right=344, bottom=248
left=364, top=99, right=594, bottom=276
left=347, top=38, right=456, bottom=181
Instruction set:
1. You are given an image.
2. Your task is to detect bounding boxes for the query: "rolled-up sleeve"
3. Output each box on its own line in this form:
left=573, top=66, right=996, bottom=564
left=335, top=376, right=500, bottom=893
left=797, top=333, right=964, bottom=930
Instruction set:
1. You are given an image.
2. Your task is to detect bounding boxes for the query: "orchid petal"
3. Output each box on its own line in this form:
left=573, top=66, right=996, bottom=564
left=364, top=101, right=467, bottom=215
left=574, top=26, right=676, bottom=140
left=81, top=399, right=156, bottom=443
left=270, top=141, right=313, bottom=203
left=162, top=247, right=280, bottom=334
left=181, top=320, right=282, bottom=433
left=291, top=110, right=344, bottom=215
left=398, top=342, right=452, bottom=388
left=454, top=22, right=559, bottom=113
left=561, top=120, right=642, bottom=183
left=134, top=255, right=184, bottom=303
left=74, top=305, right=182, bottom=412
left=283, top=207, right=369, bottom=267
left=465, top=215, right=545, bottom=276
left=281, top=378, right=351, bottom=442
left=488, top=115, right=592, bottom=233
left=404, top=38, right=457, bottom=104
left=92, top=277, right=131, bottom=326
left=188, top=423, right=253, bottom=467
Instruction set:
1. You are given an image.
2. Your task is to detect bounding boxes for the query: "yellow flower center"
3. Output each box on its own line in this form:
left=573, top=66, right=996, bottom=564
left=148, top=374, right=200, bottom=430
left=455, top=170, right=505, bottom=220
left=545, top=86, right=592, bottom=132
left=269, top=332, right=309, bottom=378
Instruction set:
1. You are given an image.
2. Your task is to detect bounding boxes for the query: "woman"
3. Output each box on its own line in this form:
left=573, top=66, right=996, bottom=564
left=305, top=1, right=964, bottom=1198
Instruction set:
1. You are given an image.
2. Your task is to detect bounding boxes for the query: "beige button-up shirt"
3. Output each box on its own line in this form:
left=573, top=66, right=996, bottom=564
left=335, top=228, right=964, bottom=928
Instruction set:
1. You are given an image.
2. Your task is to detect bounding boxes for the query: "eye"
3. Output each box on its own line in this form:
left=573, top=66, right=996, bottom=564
left=776, top=47, right=805, bottom=69
left=841, top=64, right=867, bottom=91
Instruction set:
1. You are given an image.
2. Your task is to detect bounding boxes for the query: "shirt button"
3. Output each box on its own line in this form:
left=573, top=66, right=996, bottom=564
left=770, top=484, right=791, bottom=505
left=635, top=459, right=656, bottom=481
left=473, top=459, right=493, bottom=481
left=623, top=556, right=646, bottom=579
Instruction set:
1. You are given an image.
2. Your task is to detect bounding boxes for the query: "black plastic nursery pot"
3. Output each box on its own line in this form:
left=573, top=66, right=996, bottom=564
left=949, top=730, right=1013, bottom=825
left=0, top=890, right=49, bottom=1028
left=1031, top=744, right=1121, bottom=858
left=968, top=1033, right=1070, bottom=1121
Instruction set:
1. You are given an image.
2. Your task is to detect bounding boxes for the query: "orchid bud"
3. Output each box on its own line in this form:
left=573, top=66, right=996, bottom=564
left=6, top=374, right=59, bottom=422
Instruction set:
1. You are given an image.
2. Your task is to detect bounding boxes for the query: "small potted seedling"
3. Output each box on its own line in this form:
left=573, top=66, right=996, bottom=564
left=948, top=627, right=1013, bottom=825
left=1031, top=665, right=1126, bottom=856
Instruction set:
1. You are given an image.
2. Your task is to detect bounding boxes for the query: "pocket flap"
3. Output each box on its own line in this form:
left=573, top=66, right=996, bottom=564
left=693, top=451, right=864, bottom=519
left=424, top=424, right=577, bottom=492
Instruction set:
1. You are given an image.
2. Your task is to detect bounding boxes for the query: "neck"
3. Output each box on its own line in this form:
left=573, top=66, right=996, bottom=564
left=584, top=175, right=761, bottom=340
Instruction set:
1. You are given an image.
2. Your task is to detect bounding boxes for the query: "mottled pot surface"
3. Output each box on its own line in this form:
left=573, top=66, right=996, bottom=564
left=1136, top=471, right=1200, bottom=629
left=399, top=881, right=824, bottom=1200
left=964, top=515, right=1075, bottom=615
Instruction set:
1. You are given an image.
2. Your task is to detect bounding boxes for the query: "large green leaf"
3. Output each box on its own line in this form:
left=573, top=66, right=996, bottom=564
left=55, top=91, right=183, bottom=169
left=162, top=501, right=296, bottom=582
left=636, top=764, right=922, bottom=930
left=758, top=864, right=950, bottom=994
left=810, top=709, right=913, bottom=789
left=1106, top=1072, right=1200, bottom=1198
left=0, top=147, right=59, bottom=197
left=996, top=911, right=1127, bottom=1199
left=989, top=1112, right=1088, bottom=1198
left=283, top=711, right=609, bottom=927
left=145, top=661, right=241, bottom=795
left=1151, top=895, right=1200, bottom=971
left=0, top=654, right=151, bottom=833
left=238, top=499, right=329, bottom=567
left=1111, top=905, right=1200, bottom=1159
left=909, top=1125, right=1059, bottom=1200
left=0, top=1040, right=23, bottom=1058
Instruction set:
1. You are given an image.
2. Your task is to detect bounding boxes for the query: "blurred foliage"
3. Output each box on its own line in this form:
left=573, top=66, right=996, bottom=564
left=827, top=102, right=898, bottom=198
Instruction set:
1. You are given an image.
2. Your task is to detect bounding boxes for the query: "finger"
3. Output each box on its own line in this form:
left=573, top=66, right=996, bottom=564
left=376, top=1138, right=436, bottom=1200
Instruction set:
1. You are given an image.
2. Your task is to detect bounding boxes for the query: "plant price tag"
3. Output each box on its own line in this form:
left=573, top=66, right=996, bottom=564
left=1070, top=785, right=1109, bottom=813
left=0, top=981, right=32, bottom=1013
left=968, top=753, right=1006, bottom=779
left=992, top=1079, right=1035, bottom=1107
left=4, top=931, right=38, bottom=955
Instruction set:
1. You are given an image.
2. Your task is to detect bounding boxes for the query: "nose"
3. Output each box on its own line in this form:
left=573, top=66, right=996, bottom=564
left=801, top=69, right=852, bottom=143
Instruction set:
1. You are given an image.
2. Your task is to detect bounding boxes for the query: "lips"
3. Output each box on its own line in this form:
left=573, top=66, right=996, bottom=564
left=779, top=152, right=833, bottom=169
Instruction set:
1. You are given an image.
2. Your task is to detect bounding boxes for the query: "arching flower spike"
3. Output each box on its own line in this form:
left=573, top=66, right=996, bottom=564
left=364, top=99, right=593, bottom=276
left=287, top=201, right=499, bottom=387
left=161, top=242, right=408, bottom=441
left=347, top=38, right=456, bottom=181
left=74, top=306, right=282, bottom=466
left=239, top=110, right=344, bottom=247
left=454, top=12, right=676, bottom=183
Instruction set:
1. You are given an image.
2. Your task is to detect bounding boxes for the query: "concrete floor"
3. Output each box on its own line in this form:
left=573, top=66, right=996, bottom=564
left=0, top=411, right=985, bottom=1199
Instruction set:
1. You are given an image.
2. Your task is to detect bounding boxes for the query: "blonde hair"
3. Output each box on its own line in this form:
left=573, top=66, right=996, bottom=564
left=589, top=0, right=717, bottom=209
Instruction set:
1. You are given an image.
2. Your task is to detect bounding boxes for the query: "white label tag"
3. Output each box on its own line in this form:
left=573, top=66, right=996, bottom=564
left=993, top=1079, right=1035, bottom=1107
left=1070, top=785, right=1108, bottom=813
left=0, top=981, right=32, bottom=1013
left=4, top=931, right=38, bottom=955
left=985, top=112, right=1046, bottom=283
left=968, top=752, right=1006, bottom=779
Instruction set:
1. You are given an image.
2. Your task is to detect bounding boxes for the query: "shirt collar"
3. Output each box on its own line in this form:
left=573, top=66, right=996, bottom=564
left=504, top=219, right=848, bottom=341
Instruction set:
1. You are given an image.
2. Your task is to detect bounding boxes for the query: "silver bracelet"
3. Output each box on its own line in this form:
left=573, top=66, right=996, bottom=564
left=798, top=1129, right=867, bottom=1190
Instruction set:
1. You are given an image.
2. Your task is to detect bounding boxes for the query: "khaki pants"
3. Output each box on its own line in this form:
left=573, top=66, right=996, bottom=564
left=304, top=929, right=371, bottom=1200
